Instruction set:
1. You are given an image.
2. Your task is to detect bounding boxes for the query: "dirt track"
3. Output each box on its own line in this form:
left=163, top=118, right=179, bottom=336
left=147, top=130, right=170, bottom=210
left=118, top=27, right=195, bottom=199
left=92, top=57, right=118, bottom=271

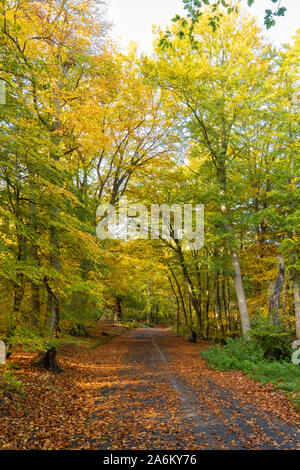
left=86, top=328, right=300, bottom=450
left=2, top=327, right=299, bottom=450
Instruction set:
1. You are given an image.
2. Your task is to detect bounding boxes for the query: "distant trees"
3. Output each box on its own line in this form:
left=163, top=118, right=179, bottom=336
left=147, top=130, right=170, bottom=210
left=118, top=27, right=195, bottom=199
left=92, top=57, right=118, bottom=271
left=142, top=10, right=299, bottom=338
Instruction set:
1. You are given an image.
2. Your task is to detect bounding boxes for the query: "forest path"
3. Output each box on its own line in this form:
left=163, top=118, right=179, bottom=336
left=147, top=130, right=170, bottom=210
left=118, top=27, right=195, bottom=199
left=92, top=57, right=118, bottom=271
left=3, top=327, right=300, bottom=450
left=88, top=328, right=300, bottom=450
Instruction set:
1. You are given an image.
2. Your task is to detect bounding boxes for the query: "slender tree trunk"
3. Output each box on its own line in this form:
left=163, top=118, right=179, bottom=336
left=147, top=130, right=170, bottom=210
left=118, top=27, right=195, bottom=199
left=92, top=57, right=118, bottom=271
left=174, top=240, right=202, bottom=328
left=205, top=272, right=210, bottom=339
left=29, top=172, right=40, bottom=327
left=170, top=268, right=189, bottom=330
left=188, top=292, right=193, bottom=327
left=31, top=282, right=40, bottom=327
left=114, top=297, right=122, bottom=323
left=217, top=163, right=251, bottom=335
left=269, top=254, right=285, bottom=324
left=226, top=276, right=233, bottom=331
left=231, top=250, right=251, bottom=334
left=12, top=282, right=25, bottom=320
left=290, top=252, right=300, bottom=339
left=146, top=286, right=152, bottom=325
left=168, top=276, right=180, bottom=333
left=11, top=234, right=26, bottom=334
left=195, top=264, right=203, bottom=335
left=7, top=268, right=25, bottom=357
left=213, top=253, right=225, bottom=337
left=222, top=273, right=230, bottom=332
left=49, top=221, right=60, bottom=336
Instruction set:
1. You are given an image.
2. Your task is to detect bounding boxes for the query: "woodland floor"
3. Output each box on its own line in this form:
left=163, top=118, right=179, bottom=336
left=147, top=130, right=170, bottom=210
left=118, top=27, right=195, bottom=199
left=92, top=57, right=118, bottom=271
left=0, top=325, right=299, bottom=450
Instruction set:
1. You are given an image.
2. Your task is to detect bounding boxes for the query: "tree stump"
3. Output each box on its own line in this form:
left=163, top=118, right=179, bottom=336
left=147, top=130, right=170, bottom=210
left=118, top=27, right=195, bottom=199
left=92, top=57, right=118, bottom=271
left=34, top=347, right=63, bottom=374
left=70, top=324, right=89, bottom=337
left=188, top=331, right=197, bottom=343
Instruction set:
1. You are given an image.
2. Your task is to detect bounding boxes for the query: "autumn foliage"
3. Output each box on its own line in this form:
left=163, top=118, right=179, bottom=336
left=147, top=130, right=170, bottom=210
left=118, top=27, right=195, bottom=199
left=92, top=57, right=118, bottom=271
left=0, top=0, right=299, bottom=451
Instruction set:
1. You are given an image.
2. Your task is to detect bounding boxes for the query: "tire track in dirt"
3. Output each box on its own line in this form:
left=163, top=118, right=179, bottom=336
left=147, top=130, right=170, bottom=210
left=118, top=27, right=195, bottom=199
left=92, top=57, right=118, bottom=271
left=87, top=328, right=299, bottom=450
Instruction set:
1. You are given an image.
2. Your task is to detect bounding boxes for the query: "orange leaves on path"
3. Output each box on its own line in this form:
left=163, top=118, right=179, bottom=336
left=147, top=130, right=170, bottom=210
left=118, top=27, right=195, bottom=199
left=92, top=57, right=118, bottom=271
left=0, top=326, right=299, bottom=450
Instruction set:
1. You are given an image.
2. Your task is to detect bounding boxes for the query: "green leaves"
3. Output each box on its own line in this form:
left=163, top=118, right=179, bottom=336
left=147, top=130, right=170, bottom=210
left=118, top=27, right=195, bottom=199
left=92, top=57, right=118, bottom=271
left=174, top=0, right=288, bottom=36
left=263, top=2, right=287, bottom=28
left=202, top=334, right=300, bottom=406
left=277, top=7, right=287, bottom=16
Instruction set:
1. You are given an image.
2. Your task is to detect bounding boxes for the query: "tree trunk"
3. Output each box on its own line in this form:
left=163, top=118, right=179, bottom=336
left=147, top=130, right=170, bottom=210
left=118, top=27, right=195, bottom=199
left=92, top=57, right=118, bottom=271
left=114, top=297, right=122, bottom=323
left=29, top=173, right=40, bottom=327
left=290, top=252, right=300, bottom=339
left=195, top=264, right=203, bottom=335
left=213, top=257, right=225, bottom=337
left=48, top=220, right=60, bottom=336
left=168, top=276, right=180, bottom=333
left=70, top=324, right=90, bottom=337
left=217, top=163, right=251, bottom=336
left=12, top=281, right=25, bottom=319
left=231, top=250, right=251, bottom=334
left=188, top=330, right=197, bottom=343
left=293, top=275, right=300, bottom=339
left=174, top=240, right=203, bottom=328
left=204, top=272, right=210, bottom=339
left=31, top=281, right=40, bottom=328
left=34, top=347, right=63, bottom=374
left=269, top=255, right=285, bottom=324
left=12, top=233, right=26, bottom=321
left=222, top=273, right=230, bottom=332
left=226, top=276, right=233, bottom=331
left=49, top=295, right=60, bottom=336
left=170, top=268, right=190, bottom=331
left=188, top=292, right=193, bottom=328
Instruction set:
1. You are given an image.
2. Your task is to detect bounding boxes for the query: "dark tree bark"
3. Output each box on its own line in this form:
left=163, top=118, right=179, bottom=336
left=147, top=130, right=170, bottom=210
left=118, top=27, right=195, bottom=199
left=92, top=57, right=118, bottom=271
left=222, top=274, right=230, bottom=332
left=213, top=261, right=225, bottom=337
left=29, top=174, right=41, bottom=328
left=269, top=255, right=285, bottom=324
left=48, top=224, right=60, bottom=335
left=31, top=281, right=40, bottom=327
left=34, top=347, right=63, bottom=374
left=174, top=239, right=203, bottom=327
left=70, top=324, right=90, bottom=337
left=188, top=330, right=197, bottom=343
left=170, top=268, right=190, bottom=331
left=114, top=297, right=122, bottom=323
left=168, top=276, right=180, bottom=333
left=204, top=272, right=210, bottom=339
left=12, top=282, right=25, bottom=319
left=195, top=263, right=203, bottom=334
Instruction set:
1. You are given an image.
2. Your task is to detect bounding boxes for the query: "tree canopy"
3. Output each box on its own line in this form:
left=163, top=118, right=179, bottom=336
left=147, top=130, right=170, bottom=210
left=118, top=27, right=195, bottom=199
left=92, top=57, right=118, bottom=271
left=0, top=0, right=299, bottom=357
